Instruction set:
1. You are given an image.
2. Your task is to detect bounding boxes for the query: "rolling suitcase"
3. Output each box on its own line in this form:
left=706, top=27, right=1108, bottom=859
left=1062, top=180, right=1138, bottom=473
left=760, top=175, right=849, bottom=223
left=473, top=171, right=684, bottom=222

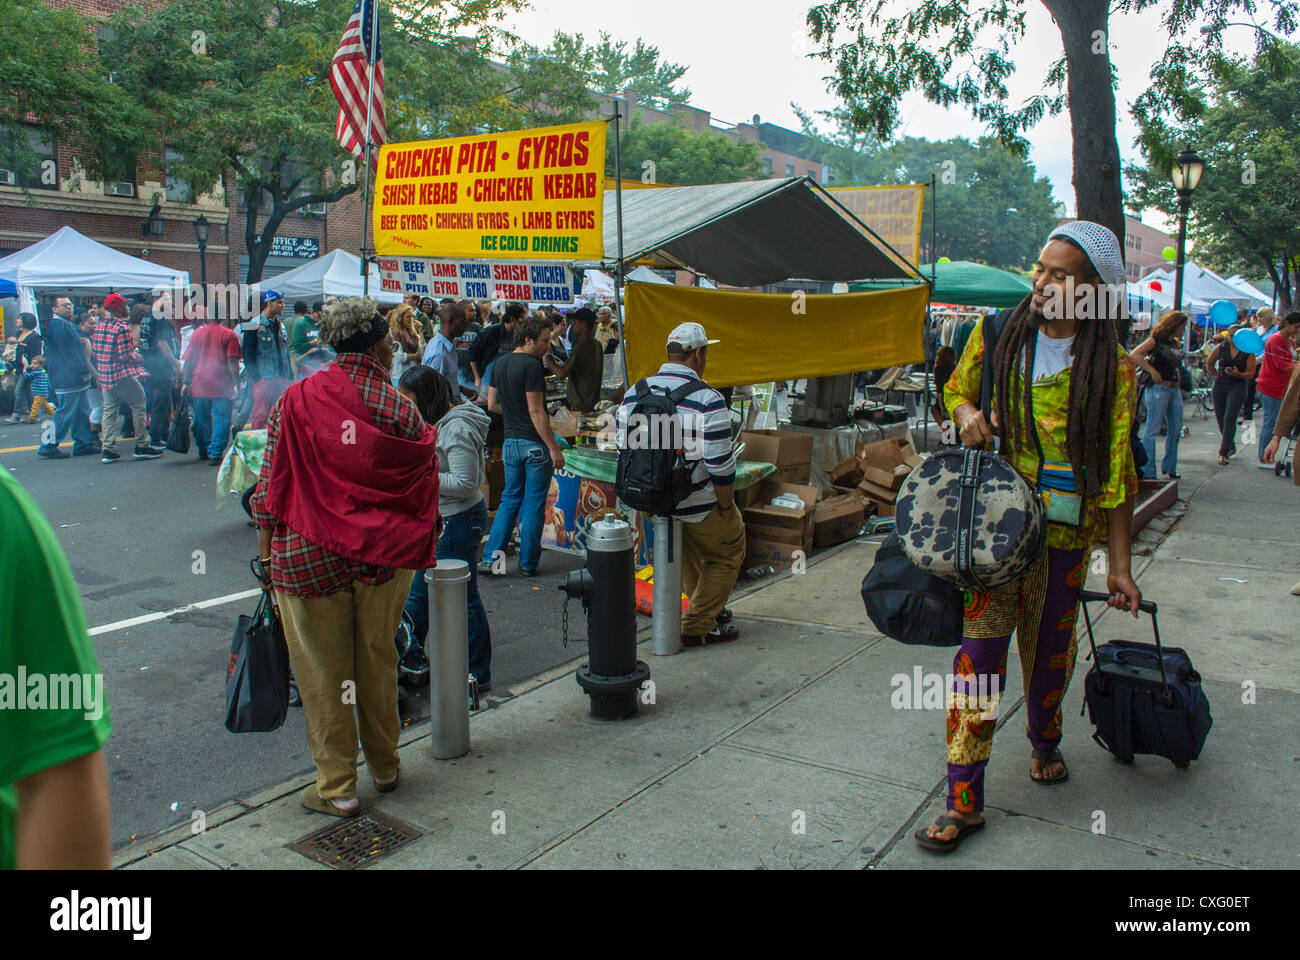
left=1078, top=590, right=1211, bottom=768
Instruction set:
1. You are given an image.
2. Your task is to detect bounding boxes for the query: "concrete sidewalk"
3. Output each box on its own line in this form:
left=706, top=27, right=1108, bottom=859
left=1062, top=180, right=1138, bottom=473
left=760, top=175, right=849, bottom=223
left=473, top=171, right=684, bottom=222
left=116, top=420, right=1299, bottom=870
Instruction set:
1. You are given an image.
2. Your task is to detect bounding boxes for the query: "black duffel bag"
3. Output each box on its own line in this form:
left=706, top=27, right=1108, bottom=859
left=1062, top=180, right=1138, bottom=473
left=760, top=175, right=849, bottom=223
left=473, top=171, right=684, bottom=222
left=224, top=581, right=291, bottom=733
left=860, top=532, right=964, bottom=646
left=166, top=398, right=192, bottom=454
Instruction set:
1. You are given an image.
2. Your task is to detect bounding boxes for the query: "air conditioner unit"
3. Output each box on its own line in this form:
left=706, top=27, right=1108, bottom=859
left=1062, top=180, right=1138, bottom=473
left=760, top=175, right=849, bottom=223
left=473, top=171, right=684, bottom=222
left=108, top=181, right=136, bottom=197
left=0, top=169, right=16, bottom=186
left=303, top=201, right=326, bottom=216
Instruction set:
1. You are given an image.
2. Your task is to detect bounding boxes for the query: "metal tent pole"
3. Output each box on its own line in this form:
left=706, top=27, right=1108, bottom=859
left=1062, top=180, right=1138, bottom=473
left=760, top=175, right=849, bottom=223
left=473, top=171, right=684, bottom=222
left=359, top=0, right=382, bottom=297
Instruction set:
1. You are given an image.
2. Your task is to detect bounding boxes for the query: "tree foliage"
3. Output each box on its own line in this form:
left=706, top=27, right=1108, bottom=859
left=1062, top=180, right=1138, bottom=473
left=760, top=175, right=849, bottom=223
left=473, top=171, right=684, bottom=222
left=608, top=119, right=764, bottom=186
left=797, top=108, right=1058, bottom=270
left=0, top=0, right=136, bottom=185
left=511, top=31, right=690, bottom=108
left=804, top=0, right=1300, bottom=259
left=1129, top=43, right=1300, bottom=311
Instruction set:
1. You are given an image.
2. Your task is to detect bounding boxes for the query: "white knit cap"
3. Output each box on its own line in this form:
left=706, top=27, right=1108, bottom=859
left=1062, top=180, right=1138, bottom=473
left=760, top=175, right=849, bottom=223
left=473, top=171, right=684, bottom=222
left=1047, top=220, right=1125, bottom=289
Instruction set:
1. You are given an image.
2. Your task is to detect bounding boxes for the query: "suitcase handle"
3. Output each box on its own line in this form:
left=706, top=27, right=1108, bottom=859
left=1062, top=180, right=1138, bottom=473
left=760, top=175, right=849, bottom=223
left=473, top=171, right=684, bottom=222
left=1076, top=589, right=1172, bottom=701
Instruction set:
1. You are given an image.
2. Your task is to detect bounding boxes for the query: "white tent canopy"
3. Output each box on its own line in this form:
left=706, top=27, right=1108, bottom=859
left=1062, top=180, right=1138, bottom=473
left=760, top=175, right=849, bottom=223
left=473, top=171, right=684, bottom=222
left=625, top=265, right=671, bottom=284
left=1141, top=263, right=1256, bottom=311
left=266, top=248, right=402, bottom=305
left=580, top=269, right=616, bottom=301
left=0, top=226, right=189, bottom=301
left=1223, top=274, right=1272, bottom=308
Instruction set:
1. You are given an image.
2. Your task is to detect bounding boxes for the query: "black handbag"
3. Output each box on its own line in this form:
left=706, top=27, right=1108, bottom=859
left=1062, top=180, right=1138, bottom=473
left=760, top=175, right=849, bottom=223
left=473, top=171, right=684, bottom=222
left=224, top=583, right=291, bottom=733
left=861, top=532, right=964, bottom=646
left=166, top=399, right=192, bottom=454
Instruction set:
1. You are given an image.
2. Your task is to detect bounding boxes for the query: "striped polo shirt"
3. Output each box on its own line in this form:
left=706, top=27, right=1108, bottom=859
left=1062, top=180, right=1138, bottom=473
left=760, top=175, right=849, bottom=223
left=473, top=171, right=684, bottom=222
left=616, top=363, right=735, bottom=522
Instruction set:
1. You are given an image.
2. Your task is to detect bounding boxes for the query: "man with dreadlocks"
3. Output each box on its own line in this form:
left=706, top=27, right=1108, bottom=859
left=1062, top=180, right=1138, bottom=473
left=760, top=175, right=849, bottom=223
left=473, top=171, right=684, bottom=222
left=916, top=220, right=1143, bottom=854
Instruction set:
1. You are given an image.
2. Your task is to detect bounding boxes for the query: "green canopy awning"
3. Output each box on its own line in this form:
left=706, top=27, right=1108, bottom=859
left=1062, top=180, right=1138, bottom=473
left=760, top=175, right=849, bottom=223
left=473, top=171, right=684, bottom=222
left=852, top=260, right=1032, bottom=309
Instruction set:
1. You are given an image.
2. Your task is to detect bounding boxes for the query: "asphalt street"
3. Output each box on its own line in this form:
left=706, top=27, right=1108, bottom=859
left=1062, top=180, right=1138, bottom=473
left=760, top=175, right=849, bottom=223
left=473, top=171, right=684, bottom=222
left=2, top=419, right=586, bottom=850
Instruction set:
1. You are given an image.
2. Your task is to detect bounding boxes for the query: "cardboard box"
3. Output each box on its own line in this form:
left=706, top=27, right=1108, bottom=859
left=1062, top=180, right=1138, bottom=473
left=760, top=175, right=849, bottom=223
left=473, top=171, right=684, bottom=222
left=829, top=455, right=866, bottom=488
left=813, top=494, right=866, bottom=548
left=860, top=437, right=923, bottom=472
left=742, top=480, right=820, bottom=543
left=738, top=429, right=814, bottom=468
left=775, top=462, right=811, bottom=485
left=744, top=536, right=812, bottom=570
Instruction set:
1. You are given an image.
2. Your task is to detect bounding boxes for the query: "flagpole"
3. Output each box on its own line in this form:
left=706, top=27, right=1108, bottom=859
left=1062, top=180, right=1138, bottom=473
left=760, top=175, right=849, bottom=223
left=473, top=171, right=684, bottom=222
left=359, top=0, right=381, bottom=297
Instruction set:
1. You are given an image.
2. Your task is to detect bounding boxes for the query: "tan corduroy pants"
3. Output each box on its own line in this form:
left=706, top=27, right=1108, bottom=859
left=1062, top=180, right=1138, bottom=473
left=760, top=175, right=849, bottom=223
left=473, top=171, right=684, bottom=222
left=276, top=571, right=414, bottom=799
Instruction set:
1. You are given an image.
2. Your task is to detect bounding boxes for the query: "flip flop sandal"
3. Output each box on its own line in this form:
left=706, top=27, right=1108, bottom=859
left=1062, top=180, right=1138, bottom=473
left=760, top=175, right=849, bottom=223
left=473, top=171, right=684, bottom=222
left=914, top=815, right=984, bottom=854
left=1030, top=748, right=1069, bottom=785
left=301, top=786, right=359, bottom=818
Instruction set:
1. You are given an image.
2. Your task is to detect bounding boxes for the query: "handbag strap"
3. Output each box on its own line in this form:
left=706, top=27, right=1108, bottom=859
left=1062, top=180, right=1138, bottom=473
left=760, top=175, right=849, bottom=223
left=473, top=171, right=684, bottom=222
left=955, top=446, right=989, bottom=593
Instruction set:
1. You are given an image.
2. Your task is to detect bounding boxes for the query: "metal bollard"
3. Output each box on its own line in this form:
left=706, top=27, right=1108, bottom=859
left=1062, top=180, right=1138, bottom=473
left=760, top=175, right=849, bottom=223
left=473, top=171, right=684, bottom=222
left=651, top=514, right=683, bottom=656
left=559, top=518, right=650, bottom=720
left=427, top=560, right=470, bottom=759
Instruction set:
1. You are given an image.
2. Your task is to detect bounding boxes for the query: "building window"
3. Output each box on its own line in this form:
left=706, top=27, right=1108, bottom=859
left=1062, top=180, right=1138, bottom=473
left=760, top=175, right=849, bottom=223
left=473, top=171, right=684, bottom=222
left=0, top=124, right=58, bottom=190
left=785, top=162, right=795, bottom=177
left=102, top=156, right=138, bottom=197
left=165, top=148, right=191, bottom=202
left=762, top=157, right=772, bottom=176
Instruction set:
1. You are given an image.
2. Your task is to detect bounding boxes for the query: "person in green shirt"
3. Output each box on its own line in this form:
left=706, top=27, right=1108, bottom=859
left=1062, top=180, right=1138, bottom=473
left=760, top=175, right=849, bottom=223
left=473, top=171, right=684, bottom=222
left=1, top=467, right=113, bottom=869
left=545, top=307, right=604, bottom=413
left=289, top=304, right=336, bottom=379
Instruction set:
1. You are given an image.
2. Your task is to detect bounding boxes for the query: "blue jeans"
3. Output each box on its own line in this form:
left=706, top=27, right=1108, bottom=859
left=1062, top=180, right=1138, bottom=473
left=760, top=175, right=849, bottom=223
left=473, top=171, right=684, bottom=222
left=1140, top=384, right=1182, bottom=478
left=40, top=388, right=93, bottom=451
left=192, top=397, right=233, bottom=460
left=1259, top=392, right=1283, bottom=461
left=483, top=438, right=553, bottom=573
left=404, top=500, right=492, bottom=685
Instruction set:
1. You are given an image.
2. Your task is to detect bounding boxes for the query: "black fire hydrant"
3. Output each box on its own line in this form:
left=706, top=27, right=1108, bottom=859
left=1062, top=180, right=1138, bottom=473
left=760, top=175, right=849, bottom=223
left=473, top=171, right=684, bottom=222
left=558, top=518, right=650, bottom=720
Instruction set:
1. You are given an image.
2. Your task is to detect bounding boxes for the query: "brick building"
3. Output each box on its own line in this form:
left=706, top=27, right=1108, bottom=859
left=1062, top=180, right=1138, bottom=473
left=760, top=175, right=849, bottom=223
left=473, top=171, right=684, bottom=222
left=2, top=0, right=365, bottom=300
left=596, top=91, right=825, bottom=184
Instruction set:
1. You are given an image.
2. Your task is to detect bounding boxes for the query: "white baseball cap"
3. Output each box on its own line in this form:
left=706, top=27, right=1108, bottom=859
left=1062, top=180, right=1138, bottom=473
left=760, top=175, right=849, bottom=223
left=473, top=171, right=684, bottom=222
left=666, top=322, right=719, bottom=350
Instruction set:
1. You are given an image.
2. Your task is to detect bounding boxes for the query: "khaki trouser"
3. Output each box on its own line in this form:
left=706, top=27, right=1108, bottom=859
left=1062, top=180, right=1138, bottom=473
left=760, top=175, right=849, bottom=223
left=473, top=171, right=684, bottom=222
left=101, top=376, right=149, bottom=449
left=276, top=571, right=414, bottom=799
left=679, top=504, right=746, bottom=636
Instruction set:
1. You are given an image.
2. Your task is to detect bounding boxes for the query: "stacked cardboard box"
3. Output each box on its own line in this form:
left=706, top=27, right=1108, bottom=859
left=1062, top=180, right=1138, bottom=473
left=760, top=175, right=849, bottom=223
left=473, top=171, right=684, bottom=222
left=741, top=480, right=819, bottom=569
left=830, top=438, right=923, bottom=518
left=813, top=494, right=867, bottom=548
left=738, top=430, right=813, bottom=483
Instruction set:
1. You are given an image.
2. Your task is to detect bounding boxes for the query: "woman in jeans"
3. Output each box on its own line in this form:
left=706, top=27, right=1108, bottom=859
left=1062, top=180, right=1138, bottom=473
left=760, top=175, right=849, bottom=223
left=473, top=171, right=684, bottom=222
left=1130, top=310, right=1187, bottom=479
left=1207, top=325, right=1256, bottom=466
left=398, top=366, right=495, bottom=691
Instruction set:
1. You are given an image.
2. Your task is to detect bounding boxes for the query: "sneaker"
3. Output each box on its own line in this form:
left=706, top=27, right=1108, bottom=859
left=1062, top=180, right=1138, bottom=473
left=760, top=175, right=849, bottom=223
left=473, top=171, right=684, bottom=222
left=716, top=607, right=734, bottom=625
left=5, top=413, right=18, bottom=423
left=37, top=446, right=69, bottom=460
left=520, top=566, right=538, bottom=577
left=477, top=560, right=504, bottom=576
left=133, top=445, right=165, bottom=460
left=682, top=622, right=740, bottom=646
left=101, top=448, right=121, bottom=464
left=1291, top=582, right=1300, bottom=597
left=1256, top=460, right=1273, bottom=469
left=71, top=444, right=99, bottom=457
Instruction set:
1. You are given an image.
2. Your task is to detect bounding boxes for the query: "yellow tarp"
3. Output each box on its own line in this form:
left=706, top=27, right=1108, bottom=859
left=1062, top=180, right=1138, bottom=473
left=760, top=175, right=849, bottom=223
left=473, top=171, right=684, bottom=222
left=624, top=283, right=930, bottom=389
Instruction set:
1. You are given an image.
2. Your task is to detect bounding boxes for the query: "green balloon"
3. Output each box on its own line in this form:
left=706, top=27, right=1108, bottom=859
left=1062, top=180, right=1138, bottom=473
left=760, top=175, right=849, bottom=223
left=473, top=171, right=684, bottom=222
left=937, top=256, right=951, bottom=264
left=1162, top=246, right=1177, bottom=262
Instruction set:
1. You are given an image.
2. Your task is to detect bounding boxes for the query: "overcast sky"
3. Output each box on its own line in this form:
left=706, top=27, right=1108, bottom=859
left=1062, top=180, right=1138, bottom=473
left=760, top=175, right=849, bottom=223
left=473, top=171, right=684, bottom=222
left=499, top=1, right=1257, bottom=230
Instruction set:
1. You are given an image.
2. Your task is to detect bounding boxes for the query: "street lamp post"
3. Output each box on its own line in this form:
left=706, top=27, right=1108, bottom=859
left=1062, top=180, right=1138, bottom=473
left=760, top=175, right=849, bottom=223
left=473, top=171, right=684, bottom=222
left=1170, top=145, right=1205, bottom=350
left=193, top=214, right=209, bottom=289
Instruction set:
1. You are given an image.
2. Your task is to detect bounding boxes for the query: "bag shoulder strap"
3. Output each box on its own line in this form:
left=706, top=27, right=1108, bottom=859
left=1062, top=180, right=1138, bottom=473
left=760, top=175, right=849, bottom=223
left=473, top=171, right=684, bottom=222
left=668, top=377, right=712, bottom=404
left=978, top=310, right=1014, bottom=415
left=955, top=446, right=989, bottom=593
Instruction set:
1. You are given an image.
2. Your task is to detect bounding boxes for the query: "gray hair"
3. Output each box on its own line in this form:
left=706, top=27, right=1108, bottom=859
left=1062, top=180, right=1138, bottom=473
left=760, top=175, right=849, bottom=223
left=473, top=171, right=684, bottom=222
left=320, top=297, right=379, bottom=347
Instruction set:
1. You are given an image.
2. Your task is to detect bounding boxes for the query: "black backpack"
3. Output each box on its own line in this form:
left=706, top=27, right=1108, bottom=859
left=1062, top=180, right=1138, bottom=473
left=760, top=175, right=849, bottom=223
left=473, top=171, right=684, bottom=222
left=615, top=377, right=712, bottom=516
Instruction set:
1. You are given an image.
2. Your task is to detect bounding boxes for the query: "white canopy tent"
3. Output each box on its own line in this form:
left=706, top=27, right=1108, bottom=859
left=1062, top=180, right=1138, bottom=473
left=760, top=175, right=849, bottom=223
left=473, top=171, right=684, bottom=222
left=266, top=248, right=402, bottom=305
left=0, top=226, right=189, bottom=314
left=1223, top=274, right=1272, bottom=308
left=1141, top=263, right=1258, bottom=311
left=625, top=265, right=671, bottom=284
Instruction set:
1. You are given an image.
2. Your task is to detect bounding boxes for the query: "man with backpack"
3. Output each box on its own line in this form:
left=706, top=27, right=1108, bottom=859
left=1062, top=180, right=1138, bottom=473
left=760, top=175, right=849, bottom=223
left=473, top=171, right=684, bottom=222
left=616, top=323, right=743, bottom=646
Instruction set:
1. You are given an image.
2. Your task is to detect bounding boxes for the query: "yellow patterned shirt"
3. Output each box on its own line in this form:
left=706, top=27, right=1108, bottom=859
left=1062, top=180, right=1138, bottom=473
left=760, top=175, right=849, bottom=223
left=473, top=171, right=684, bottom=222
left=944, top=316, right=1139, bottom=552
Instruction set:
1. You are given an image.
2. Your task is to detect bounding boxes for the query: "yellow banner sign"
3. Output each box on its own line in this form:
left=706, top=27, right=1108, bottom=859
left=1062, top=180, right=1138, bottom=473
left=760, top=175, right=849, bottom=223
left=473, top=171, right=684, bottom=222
left=829, top=184, right=926, bottom=267
left=374, top=121, right=606, bottom=260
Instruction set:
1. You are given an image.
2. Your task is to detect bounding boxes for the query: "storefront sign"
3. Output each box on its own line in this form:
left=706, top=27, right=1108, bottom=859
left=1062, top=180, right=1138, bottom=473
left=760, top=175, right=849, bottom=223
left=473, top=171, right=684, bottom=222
left=254, top=235, right=320, bottom=259
left=829, top=184, right=927, bottom=267
left=375, top=258, right=576, bottom=303
left=373, top=121, right=606, bottom=260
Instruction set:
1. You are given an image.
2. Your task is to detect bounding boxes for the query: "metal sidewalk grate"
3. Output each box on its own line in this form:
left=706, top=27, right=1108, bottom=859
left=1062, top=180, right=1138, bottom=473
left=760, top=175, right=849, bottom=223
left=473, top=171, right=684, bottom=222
left=285, top=811, right=425, bottom=870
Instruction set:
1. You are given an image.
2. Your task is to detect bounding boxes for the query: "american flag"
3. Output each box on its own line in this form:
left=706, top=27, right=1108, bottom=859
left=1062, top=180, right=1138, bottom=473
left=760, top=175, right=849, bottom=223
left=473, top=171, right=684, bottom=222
left=331, top=0, right=385, bottom=169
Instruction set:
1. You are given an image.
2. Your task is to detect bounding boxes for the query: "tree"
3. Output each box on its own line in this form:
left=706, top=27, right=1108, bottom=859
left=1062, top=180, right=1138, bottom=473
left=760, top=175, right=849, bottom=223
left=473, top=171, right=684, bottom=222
left=0, top=0, right=135, bottom=186
left=1129, top=45, right=1300, bottom=311
left=608, top=118, right=764, bottom=186
left=804, top=0, right=1300, bottom=263
left=99, top=0, right=589, bottom=281
left=515, top=31, right=690, bottom=108
left=797, top=110, right=1059, bottom=269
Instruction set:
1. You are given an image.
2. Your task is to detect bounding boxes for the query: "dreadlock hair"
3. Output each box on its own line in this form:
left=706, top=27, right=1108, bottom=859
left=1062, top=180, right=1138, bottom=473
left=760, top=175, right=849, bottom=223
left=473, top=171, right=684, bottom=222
left=992, top=240, right=1121, bottom=498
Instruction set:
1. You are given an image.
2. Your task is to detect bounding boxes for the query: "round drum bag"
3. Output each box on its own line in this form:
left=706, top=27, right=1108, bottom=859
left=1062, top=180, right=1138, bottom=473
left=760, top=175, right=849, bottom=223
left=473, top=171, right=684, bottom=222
left=895, top=446, right=1047, bottom=591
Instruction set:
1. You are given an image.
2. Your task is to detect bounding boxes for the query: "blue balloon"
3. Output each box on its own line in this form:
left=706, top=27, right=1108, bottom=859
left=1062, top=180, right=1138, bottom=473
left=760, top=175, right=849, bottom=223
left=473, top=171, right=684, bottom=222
left=1208, top=299, right=1238, bottom=328
left=1233, top=328, right=1264, bottom=354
